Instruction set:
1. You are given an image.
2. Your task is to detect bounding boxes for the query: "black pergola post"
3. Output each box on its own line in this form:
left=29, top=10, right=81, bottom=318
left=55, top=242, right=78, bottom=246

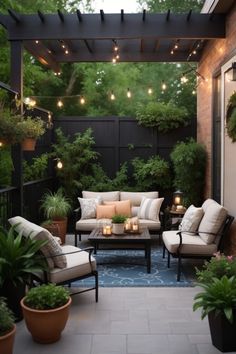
left=10, top=40, right=23, bottom=216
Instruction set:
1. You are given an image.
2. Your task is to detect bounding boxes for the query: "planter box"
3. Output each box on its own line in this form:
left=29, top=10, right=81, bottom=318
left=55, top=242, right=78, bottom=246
left=208, top=310, right=236, bottom=352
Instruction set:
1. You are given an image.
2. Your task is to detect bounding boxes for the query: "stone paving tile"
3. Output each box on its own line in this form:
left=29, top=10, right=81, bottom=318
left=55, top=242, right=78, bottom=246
left=91, top=334, right=126, bottom=354
left=127, top=334, right=170, bottom=354
left=188, top=334, right=212, bottom=344
left=111, top=319, right=149, bottom=334
left=196, top=343, right=233, bottom=354
left=169, top=319, right=210, bottom=335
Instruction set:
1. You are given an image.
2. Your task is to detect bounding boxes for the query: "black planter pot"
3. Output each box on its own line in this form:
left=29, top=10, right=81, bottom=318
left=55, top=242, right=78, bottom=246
left=208, top=310, right=236, bottom=352
left=0, top=281, right=26, bottom=322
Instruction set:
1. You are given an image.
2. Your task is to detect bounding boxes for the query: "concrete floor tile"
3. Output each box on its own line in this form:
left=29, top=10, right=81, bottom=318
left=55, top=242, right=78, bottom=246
left=196, top=343, right=227, bottom=354
left=111, top=319, right=149, bottom=334
left=91, top=334, right=126, bottom=354
left=127, top=334, right=170, bottom=354
left=149, top=320, right=172, bottom=334
left=188, top=334, right=212, bottom=344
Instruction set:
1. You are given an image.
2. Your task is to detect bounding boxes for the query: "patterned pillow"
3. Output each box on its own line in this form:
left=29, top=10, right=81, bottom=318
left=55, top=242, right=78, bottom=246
left=78, top=197, right=102, bottom=219
left=8, top=216, right=67, bottom=269
left=179, top=205, right=204, bottom=233
left=138, top=197, right=164, bottom=222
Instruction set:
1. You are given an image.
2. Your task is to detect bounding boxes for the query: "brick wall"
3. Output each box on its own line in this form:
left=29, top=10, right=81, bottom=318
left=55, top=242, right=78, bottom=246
left=198, top=3, right=236, bottom=254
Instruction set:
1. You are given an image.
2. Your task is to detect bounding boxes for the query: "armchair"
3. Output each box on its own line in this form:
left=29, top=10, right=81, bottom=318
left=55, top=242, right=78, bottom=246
left=162, top=199, right=234, bottom=281
left=8, top=216, right=98, bottom=302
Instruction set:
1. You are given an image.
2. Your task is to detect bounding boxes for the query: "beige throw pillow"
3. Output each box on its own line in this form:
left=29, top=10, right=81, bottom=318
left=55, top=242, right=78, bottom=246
left=198, top=201, right=228, bottom=244
left=138, top=197, right=164, bottom=222
left=8, top=216, right=67, bottom=269
left=179, top=205, right=204, bottom=233
left=104, top=200, right=131, bottom=217
left=96, top=205, right=116, bottom=219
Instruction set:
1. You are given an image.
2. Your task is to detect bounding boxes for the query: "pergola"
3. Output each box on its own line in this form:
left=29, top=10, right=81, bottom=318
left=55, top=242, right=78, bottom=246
left=0, top=8, right=226, bottom=214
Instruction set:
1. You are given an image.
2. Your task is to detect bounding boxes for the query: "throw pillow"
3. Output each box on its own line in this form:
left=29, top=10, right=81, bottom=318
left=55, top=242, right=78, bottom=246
left=138, top=197, right=164, bottom=222
left=8, top=216, right=67, bottom=269
left=198, top=201, right=228, bottom=244
left=104, top=200, right=131, bottom=217
left=78, top=197, right=102, bottom=219
left=178, top=205, right=204, bottom=233
left=96, top=205, right=116, bottom=219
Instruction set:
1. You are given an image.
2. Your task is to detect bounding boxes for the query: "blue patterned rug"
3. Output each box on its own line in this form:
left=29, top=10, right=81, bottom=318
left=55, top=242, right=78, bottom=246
left=73, top=240, right=203, bottom=287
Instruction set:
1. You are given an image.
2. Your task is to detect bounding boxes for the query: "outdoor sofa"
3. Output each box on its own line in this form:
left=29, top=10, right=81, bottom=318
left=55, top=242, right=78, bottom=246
left=75, top=191, right=164, bottom=245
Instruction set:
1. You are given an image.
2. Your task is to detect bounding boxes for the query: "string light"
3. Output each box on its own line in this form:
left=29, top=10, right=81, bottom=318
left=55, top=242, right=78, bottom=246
left=57, top=99, right=63, bottom=108
left=127, top=88, right=132, bottom=98
left=80, top=96, right=85, bottom=105
left=161, top=80, right=167, bottom=91
left=57, top=160, right=63, bottom=169
left=112, top=58, right=116, bottom=63
left=181, top=74, right=188, bottom=84
left=110, top=91, right=115, bottom=100
left=148, top=87, right=153, bottom=95
left=192, top=90, right=196, bottom=95
left=0, top=141, right=3, bottom=148
left=47, top=112, right=53, bottom=129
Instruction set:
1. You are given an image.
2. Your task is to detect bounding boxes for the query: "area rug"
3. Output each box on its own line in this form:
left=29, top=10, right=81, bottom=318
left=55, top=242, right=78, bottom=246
left=72, top=241, right=204, bottom=287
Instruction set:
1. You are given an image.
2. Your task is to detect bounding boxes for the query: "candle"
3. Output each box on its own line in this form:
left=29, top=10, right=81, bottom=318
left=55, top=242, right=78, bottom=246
left=132, top=224, right=138, bottom=231
left=176, top=205, right=183, bottom=211
left=102, top=226, right=107, bottom=235
left=106, top=225, right=112, bottom=235
left=125, top=221, right=131, bottom=231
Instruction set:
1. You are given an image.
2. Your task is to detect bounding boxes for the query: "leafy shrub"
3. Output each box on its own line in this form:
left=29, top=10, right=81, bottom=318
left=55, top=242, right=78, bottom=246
left=132, top=156, right=171, bottom=190
left=136, top=101, right=189, bottom=132
left=41, top=189, right=71, bottom=219
left=0, top=147, right=13, bottom=187
left=170, top=138, right=207, bottom=206
left=23, top=284, right=70, bottom=310
left=227, top=108, right=236, bottom=142
left=0, top=297, right=15, bottom=336
left=23, top=153, right=49, bottom=182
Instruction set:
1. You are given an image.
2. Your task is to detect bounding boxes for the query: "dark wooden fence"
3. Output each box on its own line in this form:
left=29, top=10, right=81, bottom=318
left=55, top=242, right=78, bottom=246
left=54, top=116, right=196, bottom=178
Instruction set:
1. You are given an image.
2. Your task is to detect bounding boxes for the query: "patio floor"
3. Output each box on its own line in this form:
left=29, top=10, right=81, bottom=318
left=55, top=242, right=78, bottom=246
left=15, top=287, right=230, bottom=354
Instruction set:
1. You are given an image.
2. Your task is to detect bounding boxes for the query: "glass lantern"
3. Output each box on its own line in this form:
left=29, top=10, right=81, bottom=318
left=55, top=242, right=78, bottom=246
left=172, top=190, right=183, bottom=211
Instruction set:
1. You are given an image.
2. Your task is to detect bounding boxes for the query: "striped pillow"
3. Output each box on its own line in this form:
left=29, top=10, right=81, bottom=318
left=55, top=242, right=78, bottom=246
left=138, top=197, right=164, bottom=222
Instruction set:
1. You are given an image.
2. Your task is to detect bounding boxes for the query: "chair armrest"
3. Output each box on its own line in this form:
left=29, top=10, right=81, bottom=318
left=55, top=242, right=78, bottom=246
left=74, top=206, right=81, bottom=221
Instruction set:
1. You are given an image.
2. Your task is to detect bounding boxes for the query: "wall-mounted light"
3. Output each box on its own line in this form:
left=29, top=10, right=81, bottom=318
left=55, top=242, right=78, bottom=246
left=231, top=62, right=236, bottom=81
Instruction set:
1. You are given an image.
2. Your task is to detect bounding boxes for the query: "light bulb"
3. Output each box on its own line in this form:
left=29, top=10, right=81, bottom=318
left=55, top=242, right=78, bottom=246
left=114, top=45, right=118, bottom=52
left=0, top=141, right=3, bottom=148
left=127, top=89, right=131, bottom=98
left=35, top=40, right=39, bottom=44
left=80, top=96, right=85, bottom=105
left=181, top=75, right=188, bottom=84
left=148, top=87, right=153, bottom=95
left=29, top=99, right=36, bottom=107
left=161, top=81, right=167, bottom=90
left=192, top=90, right=196, bottom=95
left=57, top=99, right=63, bottom=108
left=110, top=92, right=115, bottom=100
left=112, top=58, right=116, bottom=63
left=65, top=50, right=69, bottom=54
left=170, top=50, right=174, bottom=55
left=174, top=44, right=178, bottom=49
left=24, top=97, right=31, bottom=105
left=57, top=160, right=63, bottom=169
left=116, top=54, right=120, bottom=60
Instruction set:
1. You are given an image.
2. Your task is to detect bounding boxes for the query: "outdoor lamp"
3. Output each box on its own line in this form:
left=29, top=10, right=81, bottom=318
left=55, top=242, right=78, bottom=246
left=172, top=190, right=183, bottom=211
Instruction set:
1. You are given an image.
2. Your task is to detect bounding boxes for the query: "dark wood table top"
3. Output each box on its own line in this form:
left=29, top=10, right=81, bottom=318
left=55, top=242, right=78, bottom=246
left=88, top=228, right=150, bottom=241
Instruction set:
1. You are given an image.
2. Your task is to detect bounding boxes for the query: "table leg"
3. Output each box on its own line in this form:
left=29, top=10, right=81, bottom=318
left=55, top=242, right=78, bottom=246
left=94, top=242, right=98, bottom=254
left=146, top=242, right=151, bottom=273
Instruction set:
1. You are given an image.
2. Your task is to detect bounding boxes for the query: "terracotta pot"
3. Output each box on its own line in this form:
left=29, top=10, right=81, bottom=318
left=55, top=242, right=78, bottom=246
left=42, top=223, right=60, bottom=238
left=0, top=324, right=16, bottom=354
left=112, top=223, right=124, bottom=235
left=20, top=297, right=71, bottom=344
left=208, top=310, right=236, bottom=352
left=52, top=218, right=68, bottom=244
left=22, top=138, right=36, bottom=151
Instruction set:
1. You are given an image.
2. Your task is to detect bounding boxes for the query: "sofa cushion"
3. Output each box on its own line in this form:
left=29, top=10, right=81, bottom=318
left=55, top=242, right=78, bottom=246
left=162, top=230, right=217, bottom=255
left=96, top=205, right=116, bottom=219
left=198, top=200, right=228, bottom=244
left=47, top=245, right=96, bottom=283
left=120, top=191, right=158, bottom=206
left=104, top=200, right=131, bottom=217
left=139, top=219, right=161, bottom=230
left=76, top=218, right=161, bottom=231
left=131, top=206, right=139, bottom=217
left=138, top=197, right=164, bottom=222
left=179, top=205, right=204, bottom=233
left=8, top=216, right=67, bottom=269
left=82, top=190, right=119, bottom=202
left=78, top=197, right=102, bottom=219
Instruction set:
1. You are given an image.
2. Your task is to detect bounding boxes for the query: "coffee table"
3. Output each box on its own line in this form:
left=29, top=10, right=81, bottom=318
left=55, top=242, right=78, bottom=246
left=88, top=228, right=151, bottom=273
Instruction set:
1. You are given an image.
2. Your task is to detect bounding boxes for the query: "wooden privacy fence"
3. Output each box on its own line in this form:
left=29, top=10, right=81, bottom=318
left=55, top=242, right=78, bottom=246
left=54, top=116, right=196, bottom=178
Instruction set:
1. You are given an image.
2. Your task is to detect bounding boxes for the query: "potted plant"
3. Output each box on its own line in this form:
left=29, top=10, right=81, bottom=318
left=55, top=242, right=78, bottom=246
left=0, top=298, right=15, bottom=354
left=193, top=253, right=236, bottom=352
left=0, top=225, right=48, bottom=321
left=111, top=214, right=127, bottom=235
left=17, top=116, right=45, bottom=151
left=40, top=189, right=71, bottom=244
left=20, top=284, right=71, bottom=344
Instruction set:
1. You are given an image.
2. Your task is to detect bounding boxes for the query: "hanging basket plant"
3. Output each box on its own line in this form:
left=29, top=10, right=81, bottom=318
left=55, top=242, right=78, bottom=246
left=17, top=116, right=46, bottom=151
left=0, top=107, right=23, bottom=146
left=226, top=92, right=236, bottom=143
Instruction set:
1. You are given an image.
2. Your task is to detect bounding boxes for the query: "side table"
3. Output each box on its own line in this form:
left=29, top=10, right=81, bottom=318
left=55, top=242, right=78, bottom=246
left=164, top=208, right=186, bottom=231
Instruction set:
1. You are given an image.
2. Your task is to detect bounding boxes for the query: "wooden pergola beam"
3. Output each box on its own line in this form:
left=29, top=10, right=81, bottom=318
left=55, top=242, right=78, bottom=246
left=0, top=13, right=225, bottom=41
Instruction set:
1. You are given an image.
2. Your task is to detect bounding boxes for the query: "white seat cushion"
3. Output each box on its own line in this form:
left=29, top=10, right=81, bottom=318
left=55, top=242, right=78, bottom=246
left=120, top=191, right=158, bottom=206
left=76, top=218, right=161, bottom=231
left=139, top=219, right=161, bottom=230
left=162, top=230, right=217, bottom=255
left=198, top=200, right=227, bottom=244
left=48, top=245, right=96, bottom=284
